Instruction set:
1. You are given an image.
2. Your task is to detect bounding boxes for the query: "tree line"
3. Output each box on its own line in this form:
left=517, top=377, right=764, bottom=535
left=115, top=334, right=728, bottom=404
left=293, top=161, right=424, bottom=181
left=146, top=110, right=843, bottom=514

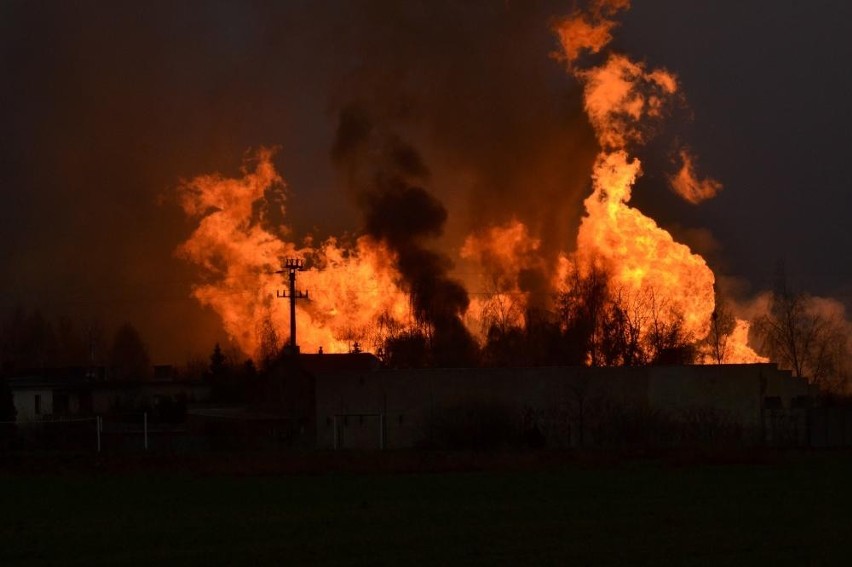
left=2, top=263, right=849, bottom=400
left=358, top=265, right=850, bottom=394
left=362, top=265, right=702, bottom=369
left=0, top=307, right=150, bottom=381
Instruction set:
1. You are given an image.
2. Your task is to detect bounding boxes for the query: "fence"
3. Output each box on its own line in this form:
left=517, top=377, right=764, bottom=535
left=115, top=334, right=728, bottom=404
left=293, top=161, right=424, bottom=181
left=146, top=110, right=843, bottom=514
left=0, top=413, right=196, bottom=453
left=6, top=407, right=852, bottom=453
left=1, top=417, right=100, bottom=453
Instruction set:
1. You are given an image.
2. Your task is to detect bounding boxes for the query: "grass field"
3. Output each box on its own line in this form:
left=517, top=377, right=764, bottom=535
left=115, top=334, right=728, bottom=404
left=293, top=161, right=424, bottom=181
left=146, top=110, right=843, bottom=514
left=2, top=452, right=852, bottom=566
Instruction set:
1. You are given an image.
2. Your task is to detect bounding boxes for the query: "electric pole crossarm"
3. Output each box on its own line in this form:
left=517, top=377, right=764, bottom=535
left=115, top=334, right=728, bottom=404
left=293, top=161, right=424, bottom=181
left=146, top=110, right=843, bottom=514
left=276, top=291, right=309, bottom=299
left=275, top=258, right=308, bottom=354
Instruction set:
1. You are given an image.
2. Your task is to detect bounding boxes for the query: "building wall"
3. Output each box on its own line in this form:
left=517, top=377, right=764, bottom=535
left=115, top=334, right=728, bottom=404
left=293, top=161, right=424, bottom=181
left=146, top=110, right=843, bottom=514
left=647, top=365, right=764, bottom=429
left=90, top=383, right=210, bottom=414
left=13, top=389, right=54, bottom=422
left=11, top=382, right=209, bottom=422
left=314, top=364, right=810, bottom=449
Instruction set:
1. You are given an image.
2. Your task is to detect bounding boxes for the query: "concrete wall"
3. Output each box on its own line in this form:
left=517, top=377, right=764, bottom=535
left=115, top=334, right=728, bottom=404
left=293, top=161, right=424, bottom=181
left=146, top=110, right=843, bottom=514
left=314, top=364, right=810, bottom=449
left=809, top=408, right=852, bottom=447
left=12, top=389, right=88, bottom=422
left=13, top=389, right=54, bottom=422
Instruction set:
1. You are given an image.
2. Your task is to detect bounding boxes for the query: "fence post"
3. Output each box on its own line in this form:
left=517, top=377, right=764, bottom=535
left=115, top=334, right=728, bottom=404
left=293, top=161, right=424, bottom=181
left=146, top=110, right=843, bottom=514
left=333, top=415, right=338, bottom=450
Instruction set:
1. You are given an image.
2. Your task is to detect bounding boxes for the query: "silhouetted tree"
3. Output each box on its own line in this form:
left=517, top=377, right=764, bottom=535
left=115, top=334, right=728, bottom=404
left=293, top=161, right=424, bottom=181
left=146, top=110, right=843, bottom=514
left=430, top=322, right=480, bottom=368
left=598, top=289, right=646, bottom=366
left=476, top=283, right=525, bottom=339
left=206, top=343, right=259, bottom=403
left=179, top=355, right=209, bottom=381
left=383, top=330, right=431, bottom=369
left=0, top=376, right=15, bottom=422
left=558, top=265, right=609, bottom=365
left=556, top=266, right=697, bottom=367
left=82, top=319, right=109, bottom=369
left=755, top=269, right=850, bottom=392
left=373, top=309, right=480, bottom=368
left=481, top=324, right=526, bottom=367
left=0, top=307, right=22, bottom=371
left=480, top=307, right=574, bottom=368
left=1, top=307, right=58, bottom=370
left=209, top=342, right=227, bottom=379
left=55, top=316, right=88, bottom=366
left=24, top=310, right=58, bottom=368
left=207, top=342, right=235, bottom=402
left=257, top=316, right=281, bottom=369
left=524, top=310, right=572, bottom=366
left=703, top=287, right=736, bottom=364
left=646, top=292, right=697, bottom=365
left=108, top=323, right=150, bottom=381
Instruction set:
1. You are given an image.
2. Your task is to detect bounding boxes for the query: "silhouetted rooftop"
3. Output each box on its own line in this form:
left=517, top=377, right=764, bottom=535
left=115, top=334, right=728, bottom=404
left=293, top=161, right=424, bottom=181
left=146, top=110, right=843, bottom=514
left=297, top=352, right=381, bottom=375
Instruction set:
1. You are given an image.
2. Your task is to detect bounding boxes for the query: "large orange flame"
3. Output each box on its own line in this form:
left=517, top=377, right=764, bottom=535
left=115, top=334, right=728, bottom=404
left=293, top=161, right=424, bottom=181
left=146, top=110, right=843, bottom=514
left=176, top=2, right=767, bottom=366
left=460, top=219, right=542, bottom=336
left=176, top=150, right=410, bottom=358
left=575, top=150, right=715, bottom=340
left=553, top=3, right=765, bottom=362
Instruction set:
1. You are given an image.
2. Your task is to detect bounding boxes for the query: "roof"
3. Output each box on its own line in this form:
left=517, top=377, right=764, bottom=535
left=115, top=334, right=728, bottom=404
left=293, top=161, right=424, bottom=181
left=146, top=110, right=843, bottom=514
left=297, top=353, right=381, bottom=375
left=6, top=367, right=97, bottom=390
left=5, top=366, right=205, bottom=391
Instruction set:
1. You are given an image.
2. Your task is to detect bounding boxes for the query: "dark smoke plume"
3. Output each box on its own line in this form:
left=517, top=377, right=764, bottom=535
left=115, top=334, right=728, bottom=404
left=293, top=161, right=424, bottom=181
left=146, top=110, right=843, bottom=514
left=333, top=102, right=477, bottom=364
left=0, top=1, right=606, bottom=361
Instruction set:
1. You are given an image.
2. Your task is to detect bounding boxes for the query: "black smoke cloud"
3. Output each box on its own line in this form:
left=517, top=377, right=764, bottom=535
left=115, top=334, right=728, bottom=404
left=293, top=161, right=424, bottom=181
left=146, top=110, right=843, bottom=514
left=0, top=0, right=597, bottom=361
left=326, top=1, right=598, bottom=291
left=332, top=102, right=476, bottom=363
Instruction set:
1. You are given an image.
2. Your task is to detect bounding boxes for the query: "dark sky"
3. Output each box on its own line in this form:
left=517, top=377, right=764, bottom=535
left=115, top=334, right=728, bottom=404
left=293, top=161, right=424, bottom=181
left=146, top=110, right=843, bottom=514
left=2, top=0, right=850, bottom=362
left=623, top=0, right=852, bottom=297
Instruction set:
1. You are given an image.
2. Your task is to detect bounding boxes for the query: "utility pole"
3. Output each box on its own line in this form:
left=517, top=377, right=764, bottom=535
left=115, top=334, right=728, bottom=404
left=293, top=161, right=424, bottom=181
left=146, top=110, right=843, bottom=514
left=276, top=258, right=309, bottom=354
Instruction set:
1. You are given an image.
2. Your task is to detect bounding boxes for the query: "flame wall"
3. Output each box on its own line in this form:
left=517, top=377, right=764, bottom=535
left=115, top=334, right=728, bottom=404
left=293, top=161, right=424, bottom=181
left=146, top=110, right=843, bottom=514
left=172, top=1, right=773, bottom=364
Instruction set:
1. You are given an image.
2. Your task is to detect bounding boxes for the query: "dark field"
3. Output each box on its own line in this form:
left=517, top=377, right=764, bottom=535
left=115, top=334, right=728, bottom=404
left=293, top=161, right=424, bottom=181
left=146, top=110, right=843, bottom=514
left=2, top=452, right=852, bottom=566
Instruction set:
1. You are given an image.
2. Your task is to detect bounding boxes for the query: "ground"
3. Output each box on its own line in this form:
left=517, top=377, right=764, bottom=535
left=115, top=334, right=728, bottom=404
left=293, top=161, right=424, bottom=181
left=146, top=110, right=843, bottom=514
left=2, top=451, right=852, bottom=566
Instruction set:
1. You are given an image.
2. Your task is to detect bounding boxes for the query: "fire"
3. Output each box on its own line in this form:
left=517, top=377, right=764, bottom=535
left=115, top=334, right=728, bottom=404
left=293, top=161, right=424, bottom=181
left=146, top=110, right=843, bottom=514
left=669, top=148, right=724, bottom=204
left=553, top=0, right=631, bottom=64
left=460, top=219, right=542, bottom=336
left=175, top=148, right=292, bottom=355
left=574, top=151, right=715, bottom=340
left=553, top=1, right=762, bottom=362
left=176, top=150, right=409, bottom=357
left=175, top=0, right=766, bottom=366
left=578, top=54, right=679, bottom=149
left=299, top=236, right=411, bottom=352
left=723, top=319, right=769, bottom=364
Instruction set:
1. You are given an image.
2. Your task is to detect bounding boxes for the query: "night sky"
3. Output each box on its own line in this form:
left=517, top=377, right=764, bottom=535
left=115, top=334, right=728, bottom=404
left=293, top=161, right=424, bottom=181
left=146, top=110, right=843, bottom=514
left=2, top=0, right=850, bottom=362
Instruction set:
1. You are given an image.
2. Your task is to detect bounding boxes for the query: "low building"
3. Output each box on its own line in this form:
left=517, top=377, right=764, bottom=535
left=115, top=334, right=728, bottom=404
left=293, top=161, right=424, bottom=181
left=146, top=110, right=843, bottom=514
left=7, top=367, right=95, bottom=421
left=7, top=366, right=210, bottom=422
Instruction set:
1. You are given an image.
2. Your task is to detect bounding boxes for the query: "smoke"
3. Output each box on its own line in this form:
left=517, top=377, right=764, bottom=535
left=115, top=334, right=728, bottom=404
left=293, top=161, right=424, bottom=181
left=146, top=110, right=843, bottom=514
left=332, top=103, right=476, bottom=360
left=0, top=1, right=601, bottom=360
left=5, top=0, right=847, bottom=364
left=325, top=1, right=600, bottom=305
